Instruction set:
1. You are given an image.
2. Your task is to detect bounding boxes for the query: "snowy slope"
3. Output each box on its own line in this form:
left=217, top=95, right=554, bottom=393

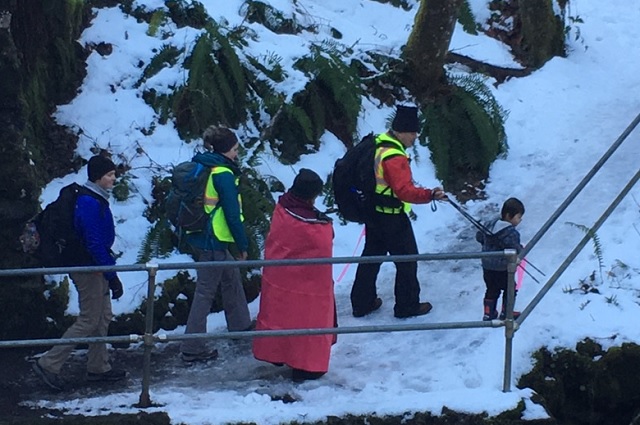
left=27, top=0, right=640, bottom=423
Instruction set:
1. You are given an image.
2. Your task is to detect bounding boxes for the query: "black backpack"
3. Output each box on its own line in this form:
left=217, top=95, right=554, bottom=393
left=20, top=183, right=99, bottom=267
left=165, top=160, right=211, bottom=233
left=332, top=133, right=401, bottom=223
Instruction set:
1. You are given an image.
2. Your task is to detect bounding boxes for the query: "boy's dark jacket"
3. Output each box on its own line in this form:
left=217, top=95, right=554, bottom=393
left=476, top=217, right=523, bottom=271
left=183, top=151, right=248, bottom=252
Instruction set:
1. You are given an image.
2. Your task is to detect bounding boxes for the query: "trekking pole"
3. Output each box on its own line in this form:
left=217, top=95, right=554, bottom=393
left=446, top=198, right=545, bottom=281
left=521, top=259, right=545, bottom=276
left=447, top=198, right=494, bottom=235
left=520, top=266, right=540, bottom=284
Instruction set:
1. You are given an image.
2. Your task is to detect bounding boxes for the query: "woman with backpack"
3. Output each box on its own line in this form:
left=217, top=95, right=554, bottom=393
left=179, top=126, right=254, bottom=363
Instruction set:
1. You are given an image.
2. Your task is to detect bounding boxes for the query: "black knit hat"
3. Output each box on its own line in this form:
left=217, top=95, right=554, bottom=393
left=87, top=155, right=116, bottom=182
left=202, top=126, right=239, bottom=153
left=391, top=105, right=420, bottom=133
left=290, top=168, right=323, bottom=200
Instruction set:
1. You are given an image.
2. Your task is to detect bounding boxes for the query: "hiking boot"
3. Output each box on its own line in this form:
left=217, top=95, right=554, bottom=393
left=32, top=361, right=66, bottom=392
left=352, top=297, right=383, bottom=318
left=292, top=368, right=326, bottom=382
left=483, top=299, right=498, bottom=321
left=394, top=302, right=433, bottom=318
left=499, top=310, right=521, bottom=320
left=87, top=368, right=128, bottom=382
left=483, top=311, right=499, bottom=321
left=180, top=349, right=219, bottom=363
left=230, top=319, right=256, bottom=332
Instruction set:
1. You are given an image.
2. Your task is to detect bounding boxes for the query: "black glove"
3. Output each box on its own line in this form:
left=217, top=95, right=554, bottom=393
left=108, top=276, right=124, bottom=300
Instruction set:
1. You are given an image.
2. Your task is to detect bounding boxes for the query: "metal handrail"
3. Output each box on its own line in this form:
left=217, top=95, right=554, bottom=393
left=0, top=250, right=518, bottom=406
left=518, top=168, right=640, bottom=325
left=521, top=111, right=640, bottom=258
left=0, top=251, right=512, bottom=278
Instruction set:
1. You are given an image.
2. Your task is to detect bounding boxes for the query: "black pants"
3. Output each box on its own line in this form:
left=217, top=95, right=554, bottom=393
left=350, top=212, right=421, bottom=317
left=483, top=268, right=517, bottom=305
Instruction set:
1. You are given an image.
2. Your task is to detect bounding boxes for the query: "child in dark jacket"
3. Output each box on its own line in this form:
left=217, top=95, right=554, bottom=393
left=475, top=198, right=525, bottom=321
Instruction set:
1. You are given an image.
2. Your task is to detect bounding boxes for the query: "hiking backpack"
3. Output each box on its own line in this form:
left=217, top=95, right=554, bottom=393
left=165, top=160, right=211, bottom=233
left=332, top=133, right=403, bottom=223
left=19, top=183, right=97, bottom=267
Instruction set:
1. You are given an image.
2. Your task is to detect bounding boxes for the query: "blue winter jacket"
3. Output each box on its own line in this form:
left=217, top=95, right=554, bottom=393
left=183, top=151, right=249, bottom=253
left=475, top=217, right=523, bottom=271
left=74, top=186, right=117, bottom=281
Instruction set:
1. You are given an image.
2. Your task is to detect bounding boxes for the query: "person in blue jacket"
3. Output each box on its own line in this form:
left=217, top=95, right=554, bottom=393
left=180, top=126, right=253, bottom=363
left=33, top=155, right=126, bottom=391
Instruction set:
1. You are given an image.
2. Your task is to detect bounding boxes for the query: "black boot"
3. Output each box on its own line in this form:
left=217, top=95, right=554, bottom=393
left=499, top=293, right=520, bottom=320
left=483, top=299, right=498, bottom=321
left=292, top=368, right=326, bottom=382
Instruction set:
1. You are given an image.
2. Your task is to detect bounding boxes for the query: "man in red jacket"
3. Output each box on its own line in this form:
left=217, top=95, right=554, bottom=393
left=351, top=105, right=447, bottom=319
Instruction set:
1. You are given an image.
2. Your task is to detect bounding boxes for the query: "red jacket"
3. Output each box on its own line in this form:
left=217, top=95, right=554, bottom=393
left=253, top=193, right=335, bottom=372
left=383, top=154, right=434, bottom=204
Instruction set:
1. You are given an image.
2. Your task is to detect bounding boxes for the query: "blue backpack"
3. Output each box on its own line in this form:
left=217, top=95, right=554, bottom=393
left=165, top=160, right=211, bottom=233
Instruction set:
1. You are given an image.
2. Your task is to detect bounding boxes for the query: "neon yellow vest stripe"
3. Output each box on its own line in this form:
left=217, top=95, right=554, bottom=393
left=373, top=133, right=411, bottom=214
left=203, top=166, right=244, bottom=243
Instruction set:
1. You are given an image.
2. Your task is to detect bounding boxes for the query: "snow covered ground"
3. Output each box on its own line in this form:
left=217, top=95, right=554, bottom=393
left=25, top=0, right=640, bottom=423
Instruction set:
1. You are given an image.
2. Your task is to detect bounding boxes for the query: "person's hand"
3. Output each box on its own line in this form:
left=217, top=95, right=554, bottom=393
left=108, top=276, right=124, bottom=300
left=432, top=187, right=448, bottom=201
left=237, top=251, right=248, bottom=261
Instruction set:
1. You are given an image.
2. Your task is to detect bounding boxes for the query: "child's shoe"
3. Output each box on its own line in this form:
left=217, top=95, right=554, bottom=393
left=500, top=294, right=520, bottom=320
left=499, top=310, right=521, bottom=320
left=482, top=299, right=498, bottom=321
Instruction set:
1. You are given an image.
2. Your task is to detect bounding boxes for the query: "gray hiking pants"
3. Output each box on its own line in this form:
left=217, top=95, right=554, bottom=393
left=38, top=272, right=113, bottom=375
left=181, top=249, right=251, bottom=354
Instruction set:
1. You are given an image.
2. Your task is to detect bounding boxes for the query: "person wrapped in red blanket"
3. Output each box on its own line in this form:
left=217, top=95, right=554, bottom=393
left=253, top=169, right=336, bottom=382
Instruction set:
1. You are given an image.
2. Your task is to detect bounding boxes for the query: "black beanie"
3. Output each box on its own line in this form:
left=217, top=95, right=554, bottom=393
left=87, top=155, right=116, bottom=182
left=391, top=105, right=420, bottom=133
left=290, top=168, right=323, bottom=200
left=202, top=126, right=239, bottom=153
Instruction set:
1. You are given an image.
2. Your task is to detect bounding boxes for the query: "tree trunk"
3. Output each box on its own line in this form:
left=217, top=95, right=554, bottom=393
left=402, top=0, right=463, bottom=100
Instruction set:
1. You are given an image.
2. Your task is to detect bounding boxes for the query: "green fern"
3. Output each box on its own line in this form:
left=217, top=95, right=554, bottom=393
left=288, top=104, right=314, bottom=142
left=137, top=219, right=175, bottom=263
left=147, top=10, right=165, bottom=37
left=566, top=221, right=605, bottom=282
left=265, top=42, right=362, bottom=162
left=172, top=23, right=249, bottom=139
left=247, top=51, right=286, bottom=83
left=423, top=74, right=508, bottom=191
left=458, top=0, right=478, bottom=35
left=242, top=0, right=301, bottom=34
left=138, top=44, right=182, bottom=86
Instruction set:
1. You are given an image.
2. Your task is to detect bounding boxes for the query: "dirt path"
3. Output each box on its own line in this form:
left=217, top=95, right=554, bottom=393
left=0, top=338, right=298, bottom=423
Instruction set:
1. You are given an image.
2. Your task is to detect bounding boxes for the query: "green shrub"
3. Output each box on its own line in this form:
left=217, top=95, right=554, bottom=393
left=424, top=74, right=508, bottom=192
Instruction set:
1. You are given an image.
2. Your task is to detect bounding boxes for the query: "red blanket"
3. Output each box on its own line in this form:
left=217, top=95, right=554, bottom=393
left=253, top=201, right=335, bottom=372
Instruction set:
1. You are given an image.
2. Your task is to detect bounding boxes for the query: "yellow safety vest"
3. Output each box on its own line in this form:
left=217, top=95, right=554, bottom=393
left=373, top=133, right=411, bottom=214
left=203, top=166, right=244, bottom=243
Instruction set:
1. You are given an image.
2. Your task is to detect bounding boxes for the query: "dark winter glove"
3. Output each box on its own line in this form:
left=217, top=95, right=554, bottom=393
left=108, top=276, right=124, bottom=300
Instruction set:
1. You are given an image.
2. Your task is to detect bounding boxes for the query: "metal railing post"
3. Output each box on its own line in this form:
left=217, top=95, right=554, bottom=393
left=502, top=249, right=518, bottom=392
left=137, top=262, right=158, bottom=408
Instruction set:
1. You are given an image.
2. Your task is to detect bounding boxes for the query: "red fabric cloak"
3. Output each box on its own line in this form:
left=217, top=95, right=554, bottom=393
left=252, top=202, right=335, bottom=372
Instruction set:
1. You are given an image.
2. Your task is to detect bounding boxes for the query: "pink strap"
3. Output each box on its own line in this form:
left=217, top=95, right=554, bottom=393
left=336, top=227, right=367, bottom=283
left=516, top=258, right=527, bottom=290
